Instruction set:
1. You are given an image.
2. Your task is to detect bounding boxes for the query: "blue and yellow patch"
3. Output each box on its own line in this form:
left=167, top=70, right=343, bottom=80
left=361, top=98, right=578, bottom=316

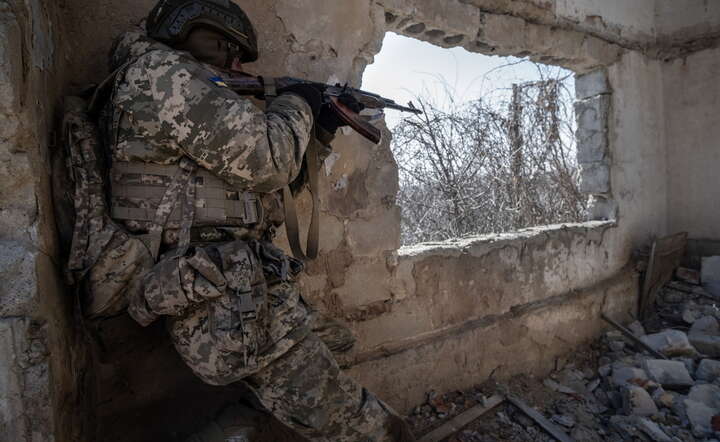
left=209, top=77, right=229, bottom=88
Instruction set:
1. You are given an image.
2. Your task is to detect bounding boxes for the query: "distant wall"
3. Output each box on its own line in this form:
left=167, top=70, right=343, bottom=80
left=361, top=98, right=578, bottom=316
left=655, top=0, right=720, bottom=46
left=664, top=46, right=720, bottom=240
left=608, top=50, right=668, bottom=246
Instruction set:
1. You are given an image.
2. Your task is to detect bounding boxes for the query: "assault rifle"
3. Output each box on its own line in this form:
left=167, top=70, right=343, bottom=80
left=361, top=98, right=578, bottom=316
left=210, top=76, right=422, bottom=144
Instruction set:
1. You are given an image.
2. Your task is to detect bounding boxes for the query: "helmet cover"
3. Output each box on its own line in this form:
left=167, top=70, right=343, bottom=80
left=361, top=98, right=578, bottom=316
left=147, top=0, right=259, bottom=63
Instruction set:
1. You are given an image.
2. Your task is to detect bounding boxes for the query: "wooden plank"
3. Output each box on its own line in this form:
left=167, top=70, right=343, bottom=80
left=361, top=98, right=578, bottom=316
left=418, top=395, right=505, bottom=442
left=506, top=395, right=575, bottom=442
left=601, top=314, right=668, bottom=360
left=640, top=232, right=688, bottom=319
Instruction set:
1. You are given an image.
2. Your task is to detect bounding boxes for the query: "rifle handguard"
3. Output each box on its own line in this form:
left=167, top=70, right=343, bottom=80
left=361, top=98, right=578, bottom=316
left=328, top=96, right=382, bottom=144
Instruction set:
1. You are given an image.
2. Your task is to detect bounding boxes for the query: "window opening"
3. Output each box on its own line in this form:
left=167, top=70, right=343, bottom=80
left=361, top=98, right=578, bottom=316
left=363, top=33, right=584, bottom=246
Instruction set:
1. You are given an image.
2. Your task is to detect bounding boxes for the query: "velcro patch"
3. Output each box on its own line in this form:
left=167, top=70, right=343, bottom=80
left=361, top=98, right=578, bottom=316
left=209, top=76, right=229, bottom=88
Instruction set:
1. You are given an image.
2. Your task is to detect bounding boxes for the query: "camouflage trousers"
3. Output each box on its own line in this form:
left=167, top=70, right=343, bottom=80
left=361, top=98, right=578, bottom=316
left=187, top=333, right=406, bottom=442
left=134, top=240, right=409, bottom=441
left=245, top=332, right=403, bottom=442
left=172, top=281, right=406, bottom=441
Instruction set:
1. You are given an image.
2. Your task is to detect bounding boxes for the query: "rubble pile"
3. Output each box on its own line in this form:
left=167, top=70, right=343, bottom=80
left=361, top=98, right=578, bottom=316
left=409, top=271, right=720, bottom=441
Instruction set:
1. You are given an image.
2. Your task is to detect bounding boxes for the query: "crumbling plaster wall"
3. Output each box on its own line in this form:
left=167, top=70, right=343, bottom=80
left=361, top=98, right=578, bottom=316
left=2, top=0, right=717, bottom=440
left=655, top=0, right=720, bottom=49
left=663, top=46, right=720, bottom=241
left=0, top=0, right=90, bottom=441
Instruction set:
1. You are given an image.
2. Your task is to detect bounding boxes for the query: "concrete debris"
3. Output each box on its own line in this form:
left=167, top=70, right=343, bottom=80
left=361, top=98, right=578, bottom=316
left=409, top=273, right=720, bottom=441
left=695, top=359, right=720, bottom=382
left=676, top=357, right=697, bottom=376
left=543, top=379, right=577, bottom=395
left=701, top=256, right=720, bottom=296
left=688, top=384, right=720, bottom=409
left=643, top=359, right=695, bottom=390
left=684, top=398, right=719, bottom=438
left=636, top=417, right=674, bottom=442
left=627, top=321, right=646, bottom=337
left=676, top=267, right=701, bottom=285
left=682, top=302, right=704, bottom=324
left=550, top=414, right=576, bottom=428
left=608, top=340, right=626, bottom=352
left=640, top=329, right=697, bottom=357
left=621, top=385, right=659, bottom=416
left=651, top=388, right=676, bottom=409
left=611, top=366, right=649, bottom=387
left=689, top=316, right=720, bottom=357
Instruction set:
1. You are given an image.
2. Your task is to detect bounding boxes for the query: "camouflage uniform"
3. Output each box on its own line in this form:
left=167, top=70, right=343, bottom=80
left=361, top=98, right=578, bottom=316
left=100, top=28, right=406, bottom=441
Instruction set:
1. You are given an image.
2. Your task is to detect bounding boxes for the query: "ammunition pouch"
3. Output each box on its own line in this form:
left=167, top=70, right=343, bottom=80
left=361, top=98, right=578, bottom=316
left=111, top=162, right=263, bottom=229
left=130, top=239, right=268, bottom=355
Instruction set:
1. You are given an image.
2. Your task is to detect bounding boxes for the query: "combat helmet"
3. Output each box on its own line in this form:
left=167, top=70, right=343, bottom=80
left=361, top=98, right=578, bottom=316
left=147, top=0, right=259, bottom=62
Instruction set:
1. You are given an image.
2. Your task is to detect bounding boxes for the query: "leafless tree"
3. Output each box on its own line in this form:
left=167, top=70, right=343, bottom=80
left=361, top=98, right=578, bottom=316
left=391, top=63, right=585, bottom=245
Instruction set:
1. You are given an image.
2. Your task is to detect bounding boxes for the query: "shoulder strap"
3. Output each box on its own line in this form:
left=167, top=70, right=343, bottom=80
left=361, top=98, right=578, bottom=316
left=283, top=138, right=321, bottom=261
left=139, top=157, right=198, bottom=260
left=88, top=60, right=134, bottom=115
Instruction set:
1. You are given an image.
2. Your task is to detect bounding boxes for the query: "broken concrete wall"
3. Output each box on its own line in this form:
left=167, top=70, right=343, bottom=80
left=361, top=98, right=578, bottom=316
left=0, top=0, right=90, bottom=441
left=607, top=51, right=669, bottom=247
left=664, top=46, right=720, bottom=241
left=343, top=222, right=639, bottom=410
left=337, top=49, right=676, bottom=402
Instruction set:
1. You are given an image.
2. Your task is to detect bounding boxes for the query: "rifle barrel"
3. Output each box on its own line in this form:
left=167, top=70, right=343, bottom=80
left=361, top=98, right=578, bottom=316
left=216, top=76, right=422, bottom=114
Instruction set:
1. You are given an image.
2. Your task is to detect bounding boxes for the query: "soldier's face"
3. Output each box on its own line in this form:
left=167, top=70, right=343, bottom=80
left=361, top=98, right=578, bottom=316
left=180, top=27, right=244, bottom=71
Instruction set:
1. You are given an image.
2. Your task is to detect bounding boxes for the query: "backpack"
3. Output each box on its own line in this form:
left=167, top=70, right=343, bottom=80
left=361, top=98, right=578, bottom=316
left=56, top=94, right=154, bottom=319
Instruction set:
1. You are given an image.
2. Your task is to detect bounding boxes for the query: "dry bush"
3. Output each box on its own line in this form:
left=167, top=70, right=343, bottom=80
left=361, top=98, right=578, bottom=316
left=391, top=64, right=585, bottom=245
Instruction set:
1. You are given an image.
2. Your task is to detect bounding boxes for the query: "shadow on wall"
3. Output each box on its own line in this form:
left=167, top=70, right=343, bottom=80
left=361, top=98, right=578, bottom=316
left=90, top=315, right=305, bottom=440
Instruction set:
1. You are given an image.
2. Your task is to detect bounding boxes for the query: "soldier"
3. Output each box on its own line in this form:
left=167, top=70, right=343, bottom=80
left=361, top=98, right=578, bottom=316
left=92, top=0, right=416, bottom=440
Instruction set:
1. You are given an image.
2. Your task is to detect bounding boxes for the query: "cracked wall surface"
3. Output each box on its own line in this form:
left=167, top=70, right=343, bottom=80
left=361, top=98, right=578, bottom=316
left=664, top=46, right=720, bottom=240
left=2, top=0, right=720, bottom=440
left=0, top=0, right=90, bottom=441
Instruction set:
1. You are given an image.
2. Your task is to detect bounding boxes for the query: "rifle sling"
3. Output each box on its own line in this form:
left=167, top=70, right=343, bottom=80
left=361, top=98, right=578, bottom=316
left=283, top=138, right=321, bottom=261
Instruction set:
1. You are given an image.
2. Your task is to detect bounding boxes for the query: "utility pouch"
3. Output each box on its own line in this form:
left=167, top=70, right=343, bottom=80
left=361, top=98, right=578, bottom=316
left=207, top=241, right=268, bottom=356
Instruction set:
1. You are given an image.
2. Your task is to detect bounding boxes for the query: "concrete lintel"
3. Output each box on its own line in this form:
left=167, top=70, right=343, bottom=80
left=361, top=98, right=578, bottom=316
left=378, top=0, right=622, bottom=71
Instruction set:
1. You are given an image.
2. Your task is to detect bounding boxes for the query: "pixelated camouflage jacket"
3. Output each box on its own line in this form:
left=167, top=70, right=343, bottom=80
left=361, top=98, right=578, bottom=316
left=104, top=28, right=314, bottom=239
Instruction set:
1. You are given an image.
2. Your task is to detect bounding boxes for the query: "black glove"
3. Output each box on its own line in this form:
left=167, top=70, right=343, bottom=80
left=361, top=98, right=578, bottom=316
left=316, top=93, right=365, bottom=135
left=278, top=84, right=323, bottom=118
left=316, top=106, right=344, bottom=135
left=337, top=92, right=364, bottom=113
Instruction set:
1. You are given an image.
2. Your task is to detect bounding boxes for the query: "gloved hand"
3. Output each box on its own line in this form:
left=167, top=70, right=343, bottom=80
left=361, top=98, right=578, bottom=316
left=278, top=84, right=323, bottom=118
left=316, top=106, right=344, bottom=135
left=316, top=93, right=364, bottom=135
left=337, top=92, right=364, bottom=113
